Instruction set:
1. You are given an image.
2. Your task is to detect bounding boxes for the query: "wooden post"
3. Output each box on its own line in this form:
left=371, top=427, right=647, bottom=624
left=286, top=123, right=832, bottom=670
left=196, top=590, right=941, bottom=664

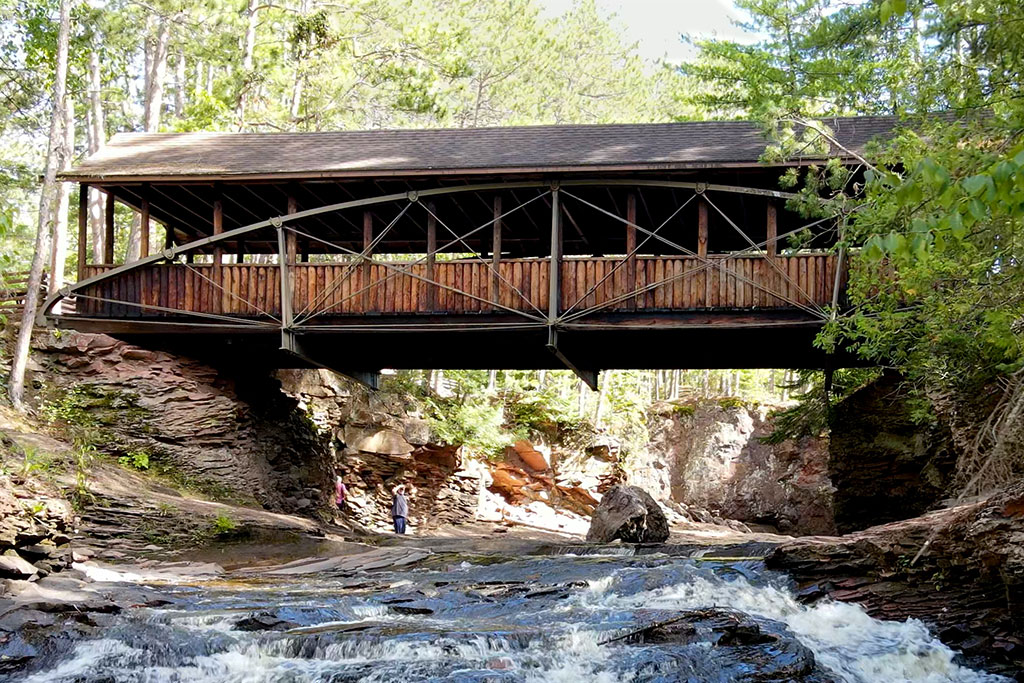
left=77, top=182, right=88, bottom=280
left=362, top=210, right=373, bottom=311
left=698, top=198, right=709, bottom=305
left=140, top=193, right=151, bottom=259
left=426, top=202, right=437, bottom=312
left=626, top=192, right=637, bottom=308
left=103, top=191, right=115, bottom=264
left=491, top=195, right=501, bottom=307
left=164, top=225, right=174, bottom=250
left=548, top=187, right=561, bottom=323
left=766, top=200, right=777, bottom=304
left=212, top=187, right=224, bottom=313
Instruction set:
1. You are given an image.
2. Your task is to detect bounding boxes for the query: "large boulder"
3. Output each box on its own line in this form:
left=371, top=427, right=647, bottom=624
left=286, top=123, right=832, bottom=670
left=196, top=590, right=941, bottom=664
left=586, top=485, right=669, bottom=543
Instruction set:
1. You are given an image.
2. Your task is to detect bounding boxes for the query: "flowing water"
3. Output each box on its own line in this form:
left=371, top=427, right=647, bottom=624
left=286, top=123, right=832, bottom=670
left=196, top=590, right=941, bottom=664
left=9, top=545, right=1008, bottom=683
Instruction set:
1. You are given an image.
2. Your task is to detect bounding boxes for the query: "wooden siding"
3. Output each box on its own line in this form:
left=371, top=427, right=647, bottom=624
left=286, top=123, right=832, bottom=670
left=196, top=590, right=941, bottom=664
left=76, top=253, right=843, bottom=319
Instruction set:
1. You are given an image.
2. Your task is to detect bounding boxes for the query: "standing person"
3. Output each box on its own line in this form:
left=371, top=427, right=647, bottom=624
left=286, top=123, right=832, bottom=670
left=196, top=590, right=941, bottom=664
left=335, top=475, right=348, bottom=511
left=391, top=485, right=408, bottom=534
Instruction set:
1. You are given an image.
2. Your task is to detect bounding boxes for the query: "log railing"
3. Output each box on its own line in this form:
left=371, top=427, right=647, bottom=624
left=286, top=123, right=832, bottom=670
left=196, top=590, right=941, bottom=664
left=75, top=252, right=843, bottom=319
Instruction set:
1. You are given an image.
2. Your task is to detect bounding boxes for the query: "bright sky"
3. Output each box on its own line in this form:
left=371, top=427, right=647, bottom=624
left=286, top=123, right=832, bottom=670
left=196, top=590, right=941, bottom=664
left=540, top=0, right=755, bottom=63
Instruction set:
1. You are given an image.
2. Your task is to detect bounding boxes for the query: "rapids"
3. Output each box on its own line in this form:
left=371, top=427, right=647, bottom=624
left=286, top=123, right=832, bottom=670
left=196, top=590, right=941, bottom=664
left=7, top=545, right=1007, bottom=683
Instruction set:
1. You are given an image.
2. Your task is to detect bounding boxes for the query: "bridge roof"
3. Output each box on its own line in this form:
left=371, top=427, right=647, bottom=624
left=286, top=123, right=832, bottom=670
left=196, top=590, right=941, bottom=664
left=64, top=115, right=900, bottom=182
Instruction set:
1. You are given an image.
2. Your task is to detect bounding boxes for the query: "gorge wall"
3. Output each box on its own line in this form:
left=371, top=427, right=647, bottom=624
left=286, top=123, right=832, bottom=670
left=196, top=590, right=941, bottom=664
left=829, top=372, right=958, bottom=533
left=633, top=400, right=834, bottom=536
left=32, top=333, right=334, bottom=516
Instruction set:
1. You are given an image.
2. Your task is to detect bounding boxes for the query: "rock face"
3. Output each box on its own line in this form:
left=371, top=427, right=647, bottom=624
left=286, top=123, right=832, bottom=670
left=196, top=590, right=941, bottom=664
left=829, top=372, right=957, bottom=533
left=0, top=438, right=74, bottom=581
left=34, top=333, right=333, bottom=516
left=636, top=400, right=834, bottom=535
left=586, top=485, right=669, bottom=543
left=766, top=481, right=1024, bottom=678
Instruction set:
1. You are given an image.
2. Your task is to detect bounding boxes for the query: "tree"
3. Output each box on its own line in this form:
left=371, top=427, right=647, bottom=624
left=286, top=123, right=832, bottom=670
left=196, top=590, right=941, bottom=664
left=9, top=0, right=71, bottom=409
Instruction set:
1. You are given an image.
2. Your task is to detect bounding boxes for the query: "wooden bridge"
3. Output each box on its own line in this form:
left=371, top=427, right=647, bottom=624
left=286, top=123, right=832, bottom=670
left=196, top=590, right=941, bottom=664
left=42, top=118, right=889, bottom=387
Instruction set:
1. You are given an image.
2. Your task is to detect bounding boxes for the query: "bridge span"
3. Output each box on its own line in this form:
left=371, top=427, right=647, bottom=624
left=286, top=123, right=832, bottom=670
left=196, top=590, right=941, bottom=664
left=42, top=119, right=888, bottom=387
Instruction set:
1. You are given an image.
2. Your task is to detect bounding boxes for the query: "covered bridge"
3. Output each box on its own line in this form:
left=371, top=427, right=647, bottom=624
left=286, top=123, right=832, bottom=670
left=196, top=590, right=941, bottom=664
left=41, top=117, right=890, bottom=387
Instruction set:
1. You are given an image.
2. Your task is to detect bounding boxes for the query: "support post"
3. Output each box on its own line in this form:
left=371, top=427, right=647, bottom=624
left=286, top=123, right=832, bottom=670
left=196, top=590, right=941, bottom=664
left=164, top=225, right=174, bottom=250
left=212, top=186, right=224, bottom=313
left=139, top=189, right=151, bottom=259
left=698, top=198, right=709, bottom=304
left=277, top=224, right=293, bottom=333
left=548, top=186, right=561, bottom=323
left=766, top=199, right=777, bottom=303
left=626, top=192, right=637, bottom=308
left=77, top=182, right=88, bottom=280
left=362, top=210, right=373, bottom=311
left=491, top=195, right=501, bottom=307
left=426, top=203, right=437, bottom=311
left=103, top=191, right=115, bottom=264
left=287, top=193, right=298, bottom=312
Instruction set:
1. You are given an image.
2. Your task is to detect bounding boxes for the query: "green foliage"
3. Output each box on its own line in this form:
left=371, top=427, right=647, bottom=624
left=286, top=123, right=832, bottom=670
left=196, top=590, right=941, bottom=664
left=118, top=449, right=150, bottom=471
left=208, top=513, right=241, bottom=540
left=763, top=368, right=880, bottom=444
left=717, top=397, right=746, bottom=410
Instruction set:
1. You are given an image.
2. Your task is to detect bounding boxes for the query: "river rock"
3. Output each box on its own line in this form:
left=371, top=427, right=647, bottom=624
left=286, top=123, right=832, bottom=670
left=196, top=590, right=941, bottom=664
left=0, top=552, right=39, bottom=580
left=767, top=480, right=1024, bottom=678
left=586, top=485, right=669, bottom=543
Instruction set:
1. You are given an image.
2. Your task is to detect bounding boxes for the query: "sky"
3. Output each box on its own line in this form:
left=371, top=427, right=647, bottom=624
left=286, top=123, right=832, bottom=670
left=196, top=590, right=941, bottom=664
left=540, top=0, right=755, bottom=63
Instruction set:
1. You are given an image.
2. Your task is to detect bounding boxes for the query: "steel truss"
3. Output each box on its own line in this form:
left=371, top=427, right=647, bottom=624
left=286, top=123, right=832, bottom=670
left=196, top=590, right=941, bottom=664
left=42, top=179, right=845, bottom=389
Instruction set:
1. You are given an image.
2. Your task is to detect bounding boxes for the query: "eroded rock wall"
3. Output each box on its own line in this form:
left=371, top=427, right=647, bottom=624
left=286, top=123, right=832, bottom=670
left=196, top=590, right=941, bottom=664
left=633, top=401, right=833, bottom=536
left=829, top=372, right=957, bottom=533
left=34, top=333, right=333, bottom=516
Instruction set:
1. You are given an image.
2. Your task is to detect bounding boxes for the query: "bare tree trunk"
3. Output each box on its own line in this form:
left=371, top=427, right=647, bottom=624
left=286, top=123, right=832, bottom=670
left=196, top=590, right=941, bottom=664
left=87, top=50, right=104, bottom=262
left=593, top=371, right=610, bottom=429
left=125, top=213, right=142, bottom=262
left=577, top=379, right=586, bottom=416
left=290, top=73, right=303, bottom=120
left=653, top=370, right=660, bottom=401
left=236, top=0, right=259, bottom=123
left=487, top=369, right=497, bottom=393
left=144, top=16, right=171, bottom=131
left=10, top=0, right=71, bottom=410
left=49, top=100, right=75, bottom=303
left=174, top=46, right=186, bottom=117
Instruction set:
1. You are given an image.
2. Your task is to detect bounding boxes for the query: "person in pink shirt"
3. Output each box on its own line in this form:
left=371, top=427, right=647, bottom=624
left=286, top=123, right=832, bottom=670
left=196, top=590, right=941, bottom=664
left=335, top=475, right=348, bottom=511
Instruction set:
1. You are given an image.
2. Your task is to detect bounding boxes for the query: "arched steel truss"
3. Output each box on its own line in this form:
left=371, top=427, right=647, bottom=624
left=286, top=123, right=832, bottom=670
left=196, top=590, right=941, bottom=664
left=41, top=178, right=847, bottom=389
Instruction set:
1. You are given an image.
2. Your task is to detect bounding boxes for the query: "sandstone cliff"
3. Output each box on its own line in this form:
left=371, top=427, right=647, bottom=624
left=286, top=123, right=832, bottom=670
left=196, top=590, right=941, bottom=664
left=634, top=400, right=834, bottom=535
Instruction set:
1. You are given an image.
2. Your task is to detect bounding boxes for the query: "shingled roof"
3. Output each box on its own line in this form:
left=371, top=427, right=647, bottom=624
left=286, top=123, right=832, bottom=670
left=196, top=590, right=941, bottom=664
left=64, top=116, right=902, bottom=181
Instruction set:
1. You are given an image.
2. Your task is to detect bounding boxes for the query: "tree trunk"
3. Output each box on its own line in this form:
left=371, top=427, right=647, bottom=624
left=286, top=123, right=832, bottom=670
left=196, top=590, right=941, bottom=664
left=87, top=50, right=104, bottom=262
left=10, top=0, right=71, bottom=409
left=174, top=46, right=186, bottom=117
left=236, top=0, right=259, bottom=123
left=144, top=16, right=171, bottom=131
left=125, top=213, right=142, bottom=262
left=593, top=370, right=610, bottom=429
left=49, top=99, right=75, bottom=302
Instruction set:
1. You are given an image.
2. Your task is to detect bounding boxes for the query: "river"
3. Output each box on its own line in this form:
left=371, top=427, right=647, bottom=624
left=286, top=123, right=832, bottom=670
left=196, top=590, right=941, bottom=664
left=8, top=543, right=1007, bottom=683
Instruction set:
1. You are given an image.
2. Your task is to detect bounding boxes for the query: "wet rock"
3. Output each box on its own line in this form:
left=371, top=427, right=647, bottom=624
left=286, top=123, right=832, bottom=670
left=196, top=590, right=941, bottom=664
left=234, top=612, right=298, bottom=632
left=0, top=631, right=37, bottom=674
left=586, top=485, right=669, bottom=544
left=614, top=609, right=832, bottom=681
left=0, top=552, right=38, bottom=580
left=767, top=480, right=1024, bottom=678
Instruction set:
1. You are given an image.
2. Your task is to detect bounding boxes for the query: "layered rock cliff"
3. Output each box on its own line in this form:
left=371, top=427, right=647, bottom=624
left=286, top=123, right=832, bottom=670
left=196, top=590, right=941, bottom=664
left=633, top=400, right=833, bottom=535
left=33, top=333, right=333, bottom=516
